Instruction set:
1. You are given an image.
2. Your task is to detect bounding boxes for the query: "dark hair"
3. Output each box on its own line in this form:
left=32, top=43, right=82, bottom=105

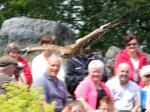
left=40, top=36, right=54, bottom=45
left=124, top=34, right=138, bottom=45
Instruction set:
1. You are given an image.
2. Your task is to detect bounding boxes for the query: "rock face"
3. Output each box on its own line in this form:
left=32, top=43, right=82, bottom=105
left=104, top=46, right=121, bottom=78
left=0, top=17, right=75, bottom=52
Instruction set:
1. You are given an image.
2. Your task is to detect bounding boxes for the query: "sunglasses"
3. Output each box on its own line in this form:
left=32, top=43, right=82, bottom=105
left=127, top=43, right=137, bottom=46
left=144, top=74, right=150, bottom=78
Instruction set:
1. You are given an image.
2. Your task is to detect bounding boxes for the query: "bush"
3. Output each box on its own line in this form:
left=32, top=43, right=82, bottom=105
left=0, top=82, right=56, bottom=112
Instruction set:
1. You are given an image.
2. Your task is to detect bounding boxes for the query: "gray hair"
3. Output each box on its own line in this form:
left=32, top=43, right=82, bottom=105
left=88, top=60, right=104, bottom=74
left=47, top=54, right=62, bottom=65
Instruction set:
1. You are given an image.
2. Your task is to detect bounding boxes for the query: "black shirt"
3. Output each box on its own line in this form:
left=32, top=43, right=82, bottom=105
left=96, top=89, right=107, bottom=109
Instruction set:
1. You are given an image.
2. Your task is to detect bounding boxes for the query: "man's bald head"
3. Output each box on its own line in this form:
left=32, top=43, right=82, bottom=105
left=116, top=63, right=130, bottom=73
left=116, top=63, right=130, bottom=85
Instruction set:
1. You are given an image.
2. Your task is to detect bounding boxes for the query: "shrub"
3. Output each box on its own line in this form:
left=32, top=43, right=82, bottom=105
left=0, top=82, right=56, bottom=112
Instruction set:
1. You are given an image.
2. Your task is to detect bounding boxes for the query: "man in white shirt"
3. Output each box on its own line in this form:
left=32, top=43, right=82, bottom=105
left=106, top=63, right=140, bottom=112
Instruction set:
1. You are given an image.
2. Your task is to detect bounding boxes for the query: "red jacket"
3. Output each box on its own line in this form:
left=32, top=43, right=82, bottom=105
left=18, top=56, right=32, bottom=84
left=114, top=49, right=148, bottom=87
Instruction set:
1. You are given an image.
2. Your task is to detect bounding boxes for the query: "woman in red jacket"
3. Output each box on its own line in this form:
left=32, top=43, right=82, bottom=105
left=114, top=34, right=148, bottom=87
left=6, top=42, right=32, bottom=84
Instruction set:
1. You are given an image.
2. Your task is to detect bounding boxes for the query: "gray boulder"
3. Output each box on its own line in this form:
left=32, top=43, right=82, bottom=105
left=104, top=46, right=121, bottom=78
left=105, top=46, right=121, bottom=59
left=0, top=17, right=75, bottom=52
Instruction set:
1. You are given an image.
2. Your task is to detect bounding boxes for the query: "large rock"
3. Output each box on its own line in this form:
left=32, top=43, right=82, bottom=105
left=104, top=46, right=121, bottom=78
left=105, top=46, right=121, bottom=59
left=0, top=17, right=75, bottom=52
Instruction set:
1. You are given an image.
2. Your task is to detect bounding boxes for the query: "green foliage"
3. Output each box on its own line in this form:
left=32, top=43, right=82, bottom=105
left=0, top=82, right=56, bottom=112
left=59, top=0, right=150, bottom=53
left=0, top=0, right=64, bottom=26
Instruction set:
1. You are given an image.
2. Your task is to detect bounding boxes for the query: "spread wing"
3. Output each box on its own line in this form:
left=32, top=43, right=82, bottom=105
left=73, top=11, right=130, bottom=50
left=19, top=12, right=129, bottom=58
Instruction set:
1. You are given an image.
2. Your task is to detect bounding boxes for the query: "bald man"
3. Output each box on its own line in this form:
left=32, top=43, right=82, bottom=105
left=106, top=63, right=140, bottom=112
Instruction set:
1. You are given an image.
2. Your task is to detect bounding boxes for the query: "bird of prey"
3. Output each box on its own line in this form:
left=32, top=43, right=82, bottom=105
left=20, top=12, right=129, bottom=59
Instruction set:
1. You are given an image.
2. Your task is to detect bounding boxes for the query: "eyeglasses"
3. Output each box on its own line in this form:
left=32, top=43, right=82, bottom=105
left=127, top=43, right=137, bottom=46
left=144, top=74, right=150, bottom=78
left=8, top=48, right=20, bottom=54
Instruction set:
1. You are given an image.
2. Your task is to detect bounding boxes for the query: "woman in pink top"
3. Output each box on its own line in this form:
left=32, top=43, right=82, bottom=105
left=114, top=34, right=148, bottom=87
left=74, top=60, right=113, bottom=111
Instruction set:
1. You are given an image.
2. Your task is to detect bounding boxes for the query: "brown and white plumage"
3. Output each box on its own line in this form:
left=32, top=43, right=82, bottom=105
left=20, top=12, right=129, bottom=58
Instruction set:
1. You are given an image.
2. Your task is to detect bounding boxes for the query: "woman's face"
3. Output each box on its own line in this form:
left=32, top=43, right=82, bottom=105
left=89, top=68, right=102, bottom=82
left=7, top=51, right=20, bottom=60
left=126, top=39, right=138, bottom=53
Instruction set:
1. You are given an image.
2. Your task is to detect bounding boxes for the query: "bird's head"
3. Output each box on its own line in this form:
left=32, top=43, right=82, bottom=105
left=18, top=47, right=30, bottom=55
left=61, top=53, right=70, bottom=59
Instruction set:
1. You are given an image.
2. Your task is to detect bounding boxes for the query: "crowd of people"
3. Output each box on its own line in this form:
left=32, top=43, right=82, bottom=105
left=0, top=34, right=150, bottom=112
